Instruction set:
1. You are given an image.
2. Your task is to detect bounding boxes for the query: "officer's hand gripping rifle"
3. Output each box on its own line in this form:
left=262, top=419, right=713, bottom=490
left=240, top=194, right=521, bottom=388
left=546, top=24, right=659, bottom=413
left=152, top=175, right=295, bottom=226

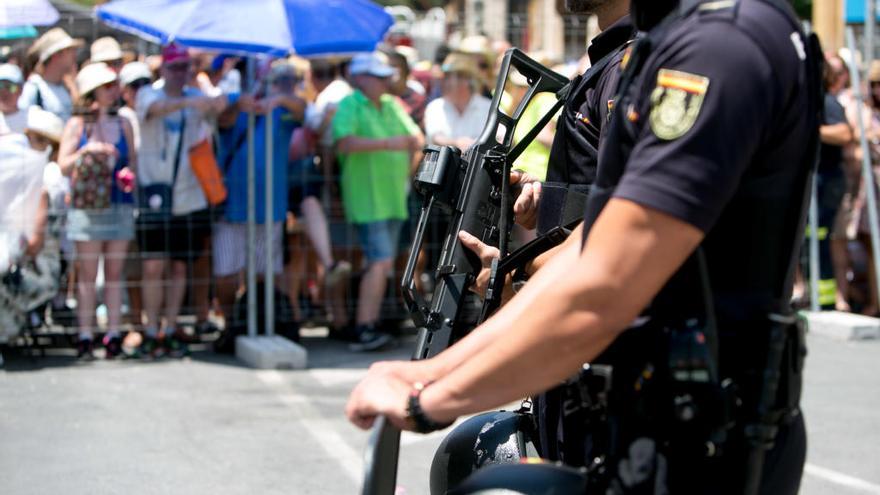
left=361, top=49, right=570, bottom=495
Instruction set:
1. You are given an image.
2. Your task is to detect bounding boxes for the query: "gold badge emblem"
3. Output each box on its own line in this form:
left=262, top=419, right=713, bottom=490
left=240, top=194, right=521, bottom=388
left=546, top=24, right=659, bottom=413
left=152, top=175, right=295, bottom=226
left=649, top=69, right=710, bottom=140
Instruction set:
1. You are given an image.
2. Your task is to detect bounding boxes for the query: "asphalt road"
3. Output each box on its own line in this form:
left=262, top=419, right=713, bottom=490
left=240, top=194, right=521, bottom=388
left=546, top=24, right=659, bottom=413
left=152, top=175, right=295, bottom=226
left=1, top=329, right=878, bottom=495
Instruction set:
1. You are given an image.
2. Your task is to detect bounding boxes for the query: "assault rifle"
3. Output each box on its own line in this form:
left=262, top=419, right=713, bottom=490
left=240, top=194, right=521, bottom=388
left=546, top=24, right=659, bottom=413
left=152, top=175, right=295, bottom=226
left=361, top=48, right=570, bottom=495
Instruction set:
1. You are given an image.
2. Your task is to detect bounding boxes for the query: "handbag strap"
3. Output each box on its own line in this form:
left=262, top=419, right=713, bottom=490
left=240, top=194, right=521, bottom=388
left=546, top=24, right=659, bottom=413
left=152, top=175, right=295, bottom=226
left=222, top=124, right=249, bottom=174
left=171, top=109, right=186, bottom=184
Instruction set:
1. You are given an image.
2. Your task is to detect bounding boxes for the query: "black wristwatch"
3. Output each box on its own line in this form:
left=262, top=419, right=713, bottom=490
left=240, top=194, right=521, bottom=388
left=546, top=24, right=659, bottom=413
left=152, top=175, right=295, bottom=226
left=406, top=382, right=454, bottom=434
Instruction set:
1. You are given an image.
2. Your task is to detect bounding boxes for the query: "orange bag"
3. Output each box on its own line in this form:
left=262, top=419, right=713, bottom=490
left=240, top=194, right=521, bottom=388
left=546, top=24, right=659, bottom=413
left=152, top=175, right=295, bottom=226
left=189, top=138, right=227, bottom=206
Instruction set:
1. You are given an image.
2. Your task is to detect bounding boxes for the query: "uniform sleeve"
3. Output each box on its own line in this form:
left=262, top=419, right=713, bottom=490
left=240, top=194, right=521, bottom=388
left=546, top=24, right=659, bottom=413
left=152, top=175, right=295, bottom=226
left=613, top=24, right=782, bottom=232
left=331, top=95, right=356, bottom=143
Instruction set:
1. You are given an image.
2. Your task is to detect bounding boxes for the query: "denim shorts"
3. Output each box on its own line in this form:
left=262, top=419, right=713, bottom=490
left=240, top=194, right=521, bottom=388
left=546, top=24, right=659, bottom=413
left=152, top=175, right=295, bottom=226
left=355, top=219, right=403, bottom=263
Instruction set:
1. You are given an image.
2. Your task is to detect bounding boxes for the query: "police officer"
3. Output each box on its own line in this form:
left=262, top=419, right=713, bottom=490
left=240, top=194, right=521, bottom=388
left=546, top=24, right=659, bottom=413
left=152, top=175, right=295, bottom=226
left=506, top=0, right=634, bottom=232
left=347, top=1, right=819, bottom=494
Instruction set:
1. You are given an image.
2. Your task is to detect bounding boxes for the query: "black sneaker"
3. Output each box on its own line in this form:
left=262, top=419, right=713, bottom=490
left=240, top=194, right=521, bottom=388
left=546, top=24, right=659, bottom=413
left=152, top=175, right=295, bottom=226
left=138, top=335, right=163, bottom=359
left=194, top=320, right=220, bottom=337
left=165, top=334, right=190, bottom=358
left=102, top=334, right=123, bottom=359
left=76, top=338, right=94, bottom=360
left=328, top=324, right=358, bottom=342
left=348, top=325, right=393, bottom=352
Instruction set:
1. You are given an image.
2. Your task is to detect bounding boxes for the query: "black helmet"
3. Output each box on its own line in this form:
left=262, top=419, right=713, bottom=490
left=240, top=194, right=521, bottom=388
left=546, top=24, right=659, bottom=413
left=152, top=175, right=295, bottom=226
left=430, top=410, right=540, bottom=495
left=449, top=461, right=589, bottom=495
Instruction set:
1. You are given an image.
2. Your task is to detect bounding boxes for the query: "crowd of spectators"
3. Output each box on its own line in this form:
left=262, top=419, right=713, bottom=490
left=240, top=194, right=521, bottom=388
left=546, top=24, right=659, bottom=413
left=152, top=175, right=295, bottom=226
left=3, top=25, right=869, bottom=362
left=0, top=26, right=565, bottom=360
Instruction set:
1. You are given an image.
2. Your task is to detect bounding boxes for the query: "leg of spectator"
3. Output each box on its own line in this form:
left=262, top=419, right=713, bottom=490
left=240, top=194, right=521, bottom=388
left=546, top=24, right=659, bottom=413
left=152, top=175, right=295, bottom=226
left=193, top=235, right=212, bottom=324
left=300, top=196, right=334, bottom=268
left=831, top=238, right=852, bottom=311
left=356, top=258, right=392, bottom=325
left=75, top=241, right=102, bottom=340
left=215, top=274, right=240, bottom=322
left=164, top=259, right=188, bottom=332
left=284, top=231, right=306, bottom=323
left=141, top=257, right=166, bottom=336
left=103, top=240, right=129, bottom=332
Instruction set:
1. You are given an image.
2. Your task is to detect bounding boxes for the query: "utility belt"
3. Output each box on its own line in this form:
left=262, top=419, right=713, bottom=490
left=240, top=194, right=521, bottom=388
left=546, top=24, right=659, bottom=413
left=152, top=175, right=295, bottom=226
left=561, top=310, right=806, bottom=480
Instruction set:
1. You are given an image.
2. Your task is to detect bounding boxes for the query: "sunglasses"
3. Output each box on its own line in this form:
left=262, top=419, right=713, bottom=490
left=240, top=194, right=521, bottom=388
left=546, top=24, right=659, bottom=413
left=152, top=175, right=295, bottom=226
left=0, top=81, right=21, bottom=93
left=95, top=81, right=119, bottom=93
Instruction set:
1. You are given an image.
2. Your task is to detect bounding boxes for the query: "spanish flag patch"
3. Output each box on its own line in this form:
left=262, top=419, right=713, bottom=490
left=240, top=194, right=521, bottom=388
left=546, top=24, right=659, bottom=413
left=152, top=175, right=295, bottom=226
left=649, top=69, right=710, bottom=140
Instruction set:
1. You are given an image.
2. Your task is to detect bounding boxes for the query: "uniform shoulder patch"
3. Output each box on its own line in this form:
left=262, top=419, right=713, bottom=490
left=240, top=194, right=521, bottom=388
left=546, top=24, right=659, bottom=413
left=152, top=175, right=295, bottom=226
left=649, top=69, right=710, bottom=141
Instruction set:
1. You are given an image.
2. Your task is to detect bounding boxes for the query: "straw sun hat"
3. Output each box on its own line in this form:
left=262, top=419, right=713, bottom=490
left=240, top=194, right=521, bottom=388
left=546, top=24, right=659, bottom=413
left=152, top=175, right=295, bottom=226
left=90, top=36, right=124, bottom=64
left=29, top=28, right=83, bottom=65
left=75, top=62, right=118, bottom=97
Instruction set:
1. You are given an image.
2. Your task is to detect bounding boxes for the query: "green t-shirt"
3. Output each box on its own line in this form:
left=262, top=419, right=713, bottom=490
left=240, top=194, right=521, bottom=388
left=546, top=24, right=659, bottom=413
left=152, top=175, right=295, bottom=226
left=512, top=92, right=559, bottom=181
left=332, top=91, right=420, bottom=223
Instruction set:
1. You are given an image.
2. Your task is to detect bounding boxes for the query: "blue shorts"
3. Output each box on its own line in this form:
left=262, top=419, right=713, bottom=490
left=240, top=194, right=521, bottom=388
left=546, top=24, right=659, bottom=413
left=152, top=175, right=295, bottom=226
left=356, top=219, right=403, bottom=263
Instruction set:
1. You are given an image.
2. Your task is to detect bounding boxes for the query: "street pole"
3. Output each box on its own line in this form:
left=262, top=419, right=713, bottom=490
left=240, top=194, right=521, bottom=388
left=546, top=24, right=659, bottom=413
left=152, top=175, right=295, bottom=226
left=809, top=176, right=821, bottom=311
left=264, top=104, right=275, bottom=337
left=867, top=0, right=876, bottom=68
left=847, top=27, right=880, bottom=315
left=247, top=57, right=257, bottom=339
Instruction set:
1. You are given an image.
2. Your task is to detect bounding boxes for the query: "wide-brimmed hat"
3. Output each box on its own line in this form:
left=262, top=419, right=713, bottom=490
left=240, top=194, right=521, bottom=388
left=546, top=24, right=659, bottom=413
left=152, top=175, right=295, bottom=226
left=349, top=52, right=395, bottom=78
left=90, top=36, right=123, bottom=64
left=76, top=62, right=118, bottom=97
left=29, top=28, right=83, bottom=65
left=26, top=106, right=64, bottom=143
left=0, top=64, right=24, bottom=85
left=119, top=61, right=153, bottom=87
left=441, top=53, right=480, bottom=81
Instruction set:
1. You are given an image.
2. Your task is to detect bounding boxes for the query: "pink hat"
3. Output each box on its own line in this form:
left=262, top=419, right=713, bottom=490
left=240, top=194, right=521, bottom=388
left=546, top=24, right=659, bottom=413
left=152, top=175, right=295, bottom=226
left=161, top=43, right=190, bottom=65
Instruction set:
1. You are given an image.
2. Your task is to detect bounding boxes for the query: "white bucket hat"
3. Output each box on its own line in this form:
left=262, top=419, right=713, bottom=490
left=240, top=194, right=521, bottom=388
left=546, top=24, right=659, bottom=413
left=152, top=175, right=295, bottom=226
left=90, top=36, right=124, bottom=64
left=76, top=62, right=118, bottom=97
left=119, top=61, right=152, bottom=87
left=26, top=106, right=64, bottom=143
left=0, top=64, right=24, bottom=85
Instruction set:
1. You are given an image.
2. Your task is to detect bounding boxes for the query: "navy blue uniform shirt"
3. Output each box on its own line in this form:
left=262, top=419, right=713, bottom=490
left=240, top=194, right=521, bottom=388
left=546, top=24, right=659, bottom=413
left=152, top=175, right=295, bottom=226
left=546, top=16, right=635, bottom=185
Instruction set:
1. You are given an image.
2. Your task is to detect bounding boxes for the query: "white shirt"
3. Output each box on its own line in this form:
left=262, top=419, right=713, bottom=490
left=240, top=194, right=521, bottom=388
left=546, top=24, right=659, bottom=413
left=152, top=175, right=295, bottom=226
left=118, top=106, right=141, bottom=151
left=18, top=74, right=73, bottom=122
left=0, top=109, right=27, bottom=135
left=424, top=94, right=492, bottom=145
left=135, top=81, right=208, bottom=215
left=0, top=134, right=47, bottom=270
left=217, top=69, right=241, bottom=95
left=306, top=78, right=352, bottom=147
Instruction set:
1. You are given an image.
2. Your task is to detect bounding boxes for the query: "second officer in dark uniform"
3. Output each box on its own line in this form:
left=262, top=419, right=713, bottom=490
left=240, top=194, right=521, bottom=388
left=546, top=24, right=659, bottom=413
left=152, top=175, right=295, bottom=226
left=347, top=0, right=821, bottom=493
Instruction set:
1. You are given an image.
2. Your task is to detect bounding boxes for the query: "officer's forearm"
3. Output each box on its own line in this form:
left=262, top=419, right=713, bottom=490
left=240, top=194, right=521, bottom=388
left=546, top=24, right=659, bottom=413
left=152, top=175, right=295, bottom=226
left=526, top=222, right=584, bottom=276
left=420, top=199, right=704, bottom=423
